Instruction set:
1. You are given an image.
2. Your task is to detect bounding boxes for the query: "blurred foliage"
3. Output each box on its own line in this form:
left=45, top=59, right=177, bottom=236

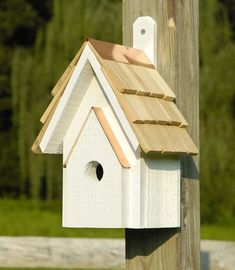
left=0, top=0, right=53, bottom=196
left=0, top=0, right=52, bottom=46
left=201, top=223, right=235, bottom=241
left=0, top=0, right=234, bottom=225
left=10, top=0, right=122, bottom=200
left=200, top=0, right=235, bottom=224
left=219, top=0, right=235, bottom=39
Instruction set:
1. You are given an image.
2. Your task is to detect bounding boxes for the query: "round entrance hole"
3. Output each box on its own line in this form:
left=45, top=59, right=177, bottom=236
left=85, top=161, right=104, bottom=181
left=96, top=163, right=103, bottom=181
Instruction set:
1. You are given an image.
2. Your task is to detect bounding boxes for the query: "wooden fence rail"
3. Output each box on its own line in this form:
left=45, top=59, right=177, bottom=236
left=0, top=237, right=124, bottom=269
left=0, top=237, right=234, bottom=269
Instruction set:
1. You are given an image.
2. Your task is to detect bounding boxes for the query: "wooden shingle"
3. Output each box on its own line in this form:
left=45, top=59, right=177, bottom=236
left=157, top=99, right=188, bottom=127
left=131, top=124, right=198, bottom=155
left=103, top=60, right=176, bottom=100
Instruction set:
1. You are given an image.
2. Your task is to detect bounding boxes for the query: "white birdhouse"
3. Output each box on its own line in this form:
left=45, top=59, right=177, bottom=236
left=32, top=38, right=198, bottom=229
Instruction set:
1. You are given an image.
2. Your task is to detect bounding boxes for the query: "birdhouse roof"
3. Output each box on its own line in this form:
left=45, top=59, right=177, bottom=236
left=32, top=38, right=198, bottom=156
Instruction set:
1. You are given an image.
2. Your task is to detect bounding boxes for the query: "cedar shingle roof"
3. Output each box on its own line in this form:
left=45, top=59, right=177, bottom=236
left=32, top=38, right=198, bottom=156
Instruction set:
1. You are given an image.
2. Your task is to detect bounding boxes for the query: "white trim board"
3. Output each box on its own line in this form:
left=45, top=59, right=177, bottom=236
left=40, top=44, right=139, bottom=154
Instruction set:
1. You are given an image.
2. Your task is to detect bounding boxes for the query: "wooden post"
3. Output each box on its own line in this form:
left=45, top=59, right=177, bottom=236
left=123, top=1, right=200, bottom=269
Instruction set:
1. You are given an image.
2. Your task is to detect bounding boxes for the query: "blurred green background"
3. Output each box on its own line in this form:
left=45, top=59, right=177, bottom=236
left=0, top=0, right=234, bottom=240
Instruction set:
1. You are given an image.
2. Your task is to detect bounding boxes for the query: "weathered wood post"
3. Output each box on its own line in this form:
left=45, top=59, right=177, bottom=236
left=123, top=1, right=200, bottom=269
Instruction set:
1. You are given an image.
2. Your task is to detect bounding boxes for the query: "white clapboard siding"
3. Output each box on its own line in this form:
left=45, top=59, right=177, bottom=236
left=122, top=158, right=142, bottom=228
left=63, top=110, right=123, bottom=228
left=141, top=157, right=181, bottom=228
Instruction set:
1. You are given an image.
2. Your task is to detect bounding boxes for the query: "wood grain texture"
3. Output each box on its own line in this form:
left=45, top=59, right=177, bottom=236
left=88, top=38, right=154, bottom=68
left=102, top=67, right=197, bottom=154
left=104, top=60, right=176, bottom=100
left=0, top=237, right=125, bottom=269
left=131, top=124, right=198, bottom=155
left=126, top=229, right=178, bottom=270
left=123, top=0, right=199, bottom=269
left=176, top=1, right=200, bottom=269
left=0, top=237, right=233, bottom=269
left=121, top=94, right=188, bottom=127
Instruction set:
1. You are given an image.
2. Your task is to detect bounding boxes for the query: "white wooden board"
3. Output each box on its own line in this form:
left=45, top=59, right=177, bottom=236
left=63, top=110, right=123, bottom=228
left=141, top=157, right=180, bottom=227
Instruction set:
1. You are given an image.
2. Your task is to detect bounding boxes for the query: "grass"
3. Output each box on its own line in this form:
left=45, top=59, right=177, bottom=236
left=0, top=198, right=234, bottom=241
left=0, top=198, right=123, bottom=238
left=201, top=224, right=235, bottom=241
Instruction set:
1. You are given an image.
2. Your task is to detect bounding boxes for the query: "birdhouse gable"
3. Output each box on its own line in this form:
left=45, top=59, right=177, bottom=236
left=38, top=43, right=139, bottom=155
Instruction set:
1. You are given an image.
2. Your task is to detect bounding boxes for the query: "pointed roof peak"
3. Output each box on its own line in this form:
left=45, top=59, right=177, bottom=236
left=87, top=38, right=155, bottom=68
left=32, top=38, right=198, bottom=156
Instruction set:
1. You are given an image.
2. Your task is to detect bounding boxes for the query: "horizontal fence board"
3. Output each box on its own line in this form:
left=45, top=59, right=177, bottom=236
left=0, top=237, right=124, bottom=269
left=0, top=237, right=234, bottom=270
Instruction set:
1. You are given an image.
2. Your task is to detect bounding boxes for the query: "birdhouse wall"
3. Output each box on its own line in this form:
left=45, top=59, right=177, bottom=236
left=63, top=110, right=124, bottom=228
left=140, top=157, right=181, bottom=228
left=123, top=165, right=140, bottom=228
